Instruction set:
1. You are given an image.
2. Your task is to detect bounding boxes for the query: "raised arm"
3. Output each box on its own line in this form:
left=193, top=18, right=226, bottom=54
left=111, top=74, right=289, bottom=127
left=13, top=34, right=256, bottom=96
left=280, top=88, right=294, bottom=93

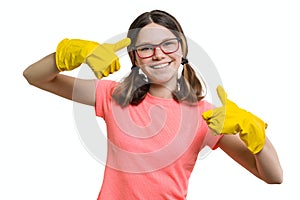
left=23, top=37, right=131, bottom=106
left=23, top=52, right=96, bottom=106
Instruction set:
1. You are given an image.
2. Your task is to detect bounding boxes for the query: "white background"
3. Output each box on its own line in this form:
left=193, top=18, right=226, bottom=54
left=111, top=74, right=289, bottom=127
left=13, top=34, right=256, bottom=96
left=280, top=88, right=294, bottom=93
left=1, top=0, right=299, bottom=199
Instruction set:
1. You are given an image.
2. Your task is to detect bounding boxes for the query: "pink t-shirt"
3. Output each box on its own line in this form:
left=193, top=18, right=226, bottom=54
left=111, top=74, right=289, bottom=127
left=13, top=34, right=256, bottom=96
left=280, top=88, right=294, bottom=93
left=95, top=80, right=222, bottom=200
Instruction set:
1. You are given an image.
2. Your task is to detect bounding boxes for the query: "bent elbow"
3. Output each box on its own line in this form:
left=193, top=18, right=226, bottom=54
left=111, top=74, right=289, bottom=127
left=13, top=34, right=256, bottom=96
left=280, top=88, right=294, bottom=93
left=23, top=68, right=33, bottom=85
left=265, top=171, right=283, bottom=184
left=23, top=66, right=42, bottom=86
left=266, top=179, right=283, bottom=184
left=23, top=68, right=30, bottom=82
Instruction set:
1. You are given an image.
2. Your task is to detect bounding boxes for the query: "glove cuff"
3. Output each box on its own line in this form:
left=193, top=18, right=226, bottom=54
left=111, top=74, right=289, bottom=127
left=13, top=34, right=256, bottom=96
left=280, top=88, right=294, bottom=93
left=240, top=111, right=267, bottom=154
left=55, top=38, right=99, bottom=71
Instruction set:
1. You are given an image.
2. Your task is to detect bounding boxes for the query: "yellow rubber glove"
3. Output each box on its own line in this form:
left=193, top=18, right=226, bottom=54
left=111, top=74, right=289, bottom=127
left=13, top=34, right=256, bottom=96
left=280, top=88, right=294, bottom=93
left=202, top=86, right=267, bottom=154
left=55, top=38, right=131, bottom=78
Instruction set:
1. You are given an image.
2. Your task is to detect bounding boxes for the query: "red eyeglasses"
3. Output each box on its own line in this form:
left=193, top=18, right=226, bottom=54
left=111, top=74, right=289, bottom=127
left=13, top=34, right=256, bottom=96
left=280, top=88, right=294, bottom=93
left=134, top=38, right=181, bottom=59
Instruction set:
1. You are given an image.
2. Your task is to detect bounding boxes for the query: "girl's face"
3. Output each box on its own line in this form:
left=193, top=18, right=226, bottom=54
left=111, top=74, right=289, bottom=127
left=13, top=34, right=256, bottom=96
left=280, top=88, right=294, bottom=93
left=134, top=23, right=183, bottom=87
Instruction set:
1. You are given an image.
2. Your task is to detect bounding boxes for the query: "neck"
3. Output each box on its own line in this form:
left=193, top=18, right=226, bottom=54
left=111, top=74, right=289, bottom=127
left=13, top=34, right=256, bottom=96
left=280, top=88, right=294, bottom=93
left=149, top=83, right=176, bottom=99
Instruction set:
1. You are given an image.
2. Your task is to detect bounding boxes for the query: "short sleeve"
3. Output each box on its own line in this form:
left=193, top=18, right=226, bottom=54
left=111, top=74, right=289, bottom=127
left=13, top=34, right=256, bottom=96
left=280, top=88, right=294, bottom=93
left=203, top=130, right=223, bottom=150
left=94, top=80, right=117, bottom=118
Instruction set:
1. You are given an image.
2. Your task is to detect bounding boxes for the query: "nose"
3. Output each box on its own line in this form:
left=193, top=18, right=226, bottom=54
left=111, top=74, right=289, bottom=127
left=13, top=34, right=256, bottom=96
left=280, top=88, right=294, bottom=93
left=152, top=46, right=165, bottom=60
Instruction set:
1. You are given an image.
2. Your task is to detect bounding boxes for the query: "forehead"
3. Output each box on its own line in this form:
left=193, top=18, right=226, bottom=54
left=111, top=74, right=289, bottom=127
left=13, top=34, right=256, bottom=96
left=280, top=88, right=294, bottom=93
left=136, top=23, right=177, bottom=44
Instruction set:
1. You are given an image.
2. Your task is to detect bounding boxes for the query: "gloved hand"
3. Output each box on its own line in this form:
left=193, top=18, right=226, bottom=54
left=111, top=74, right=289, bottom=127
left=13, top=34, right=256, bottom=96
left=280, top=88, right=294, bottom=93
left=202, top=85, right=267, bottom=154
left=55, top=38, right=131, bottom=78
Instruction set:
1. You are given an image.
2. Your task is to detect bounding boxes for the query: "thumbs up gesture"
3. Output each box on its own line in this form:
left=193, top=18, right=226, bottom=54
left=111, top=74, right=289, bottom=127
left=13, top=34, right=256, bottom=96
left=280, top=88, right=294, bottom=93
left=202, top=86, right=267, bottom=154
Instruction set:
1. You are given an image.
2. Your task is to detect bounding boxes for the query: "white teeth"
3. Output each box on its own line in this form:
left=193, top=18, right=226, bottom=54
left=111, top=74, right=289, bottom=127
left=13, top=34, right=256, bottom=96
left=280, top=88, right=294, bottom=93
left=152, top=63, right=169, bottom=69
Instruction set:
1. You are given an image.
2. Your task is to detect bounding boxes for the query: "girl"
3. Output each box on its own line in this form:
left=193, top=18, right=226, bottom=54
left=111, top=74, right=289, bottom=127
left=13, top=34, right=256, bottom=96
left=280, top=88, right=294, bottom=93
left=23, top=10, right=282, bottom=200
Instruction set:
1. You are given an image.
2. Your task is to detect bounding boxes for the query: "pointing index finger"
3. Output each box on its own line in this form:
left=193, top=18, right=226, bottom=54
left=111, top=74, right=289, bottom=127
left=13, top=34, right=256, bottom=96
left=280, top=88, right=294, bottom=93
left=113, top=38, right=131, bottom=51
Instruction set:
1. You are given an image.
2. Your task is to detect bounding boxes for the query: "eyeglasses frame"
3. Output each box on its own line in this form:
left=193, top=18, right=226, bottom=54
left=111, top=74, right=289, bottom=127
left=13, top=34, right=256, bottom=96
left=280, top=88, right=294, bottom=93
left=134, top=37, right=181, bottom=59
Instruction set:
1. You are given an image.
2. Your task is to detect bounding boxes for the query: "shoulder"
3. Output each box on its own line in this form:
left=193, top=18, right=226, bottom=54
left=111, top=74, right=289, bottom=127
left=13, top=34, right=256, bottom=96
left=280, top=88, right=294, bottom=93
left=96, top=79, right=119, bottom=88
left=95, top=80, right=119, bottom=105
left=197, top=100, right=214, bottom=112
left=95, top=80, right=119, bottom=94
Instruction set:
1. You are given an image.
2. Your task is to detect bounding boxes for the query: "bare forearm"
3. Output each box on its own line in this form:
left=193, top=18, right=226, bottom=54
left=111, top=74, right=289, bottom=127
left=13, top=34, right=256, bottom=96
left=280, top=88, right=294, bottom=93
left=219, top=134, right=283, bottom=184
left=254, top=138, right=283, bottom=184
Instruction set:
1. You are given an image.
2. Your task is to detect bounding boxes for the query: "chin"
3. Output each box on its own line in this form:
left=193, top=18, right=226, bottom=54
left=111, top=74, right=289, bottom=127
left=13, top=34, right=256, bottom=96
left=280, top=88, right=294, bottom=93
left=148, top=75, right=177, bottom=86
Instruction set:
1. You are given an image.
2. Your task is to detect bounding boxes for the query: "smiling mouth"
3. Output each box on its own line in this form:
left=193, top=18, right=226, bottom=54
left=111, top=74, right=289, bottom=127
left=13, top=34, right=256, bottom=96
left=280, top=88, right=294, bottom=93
left=150, top=62, right=171, bottom=69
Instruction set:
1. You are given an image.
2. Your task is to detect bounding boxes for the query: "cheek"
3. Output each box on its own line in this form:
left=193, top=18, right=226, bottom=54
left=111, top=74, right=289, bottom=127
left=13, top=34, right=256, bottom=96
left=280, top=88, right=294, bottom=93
left=135, top=58, right=152, bottom=68
left=171, top=46, right=183, bottom=61
left=171, top=51, right=183, bottom=65
left=177, top=46, right=183, bottom=58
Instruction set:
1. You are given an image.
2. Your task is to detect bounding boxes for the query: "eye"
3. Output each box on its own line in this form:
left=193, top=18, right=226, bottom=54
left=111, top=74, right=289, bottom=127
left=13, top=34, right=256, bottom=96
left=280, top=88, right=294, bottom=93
left=138, top=45, right=153, bottom=52
left=164, top=41, right=175, bottom=46
left=161, top=39, right=179, bottom=52
left=162, top=40, right=177, bottom=48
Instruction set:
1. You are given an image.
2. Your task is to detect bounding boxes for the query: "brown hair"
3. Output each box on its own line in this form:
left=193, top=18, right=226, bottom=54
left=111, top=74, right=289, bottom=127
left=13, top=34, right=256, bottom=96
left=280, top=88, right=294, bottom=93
left=112, top=10, right=205, bottom=106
